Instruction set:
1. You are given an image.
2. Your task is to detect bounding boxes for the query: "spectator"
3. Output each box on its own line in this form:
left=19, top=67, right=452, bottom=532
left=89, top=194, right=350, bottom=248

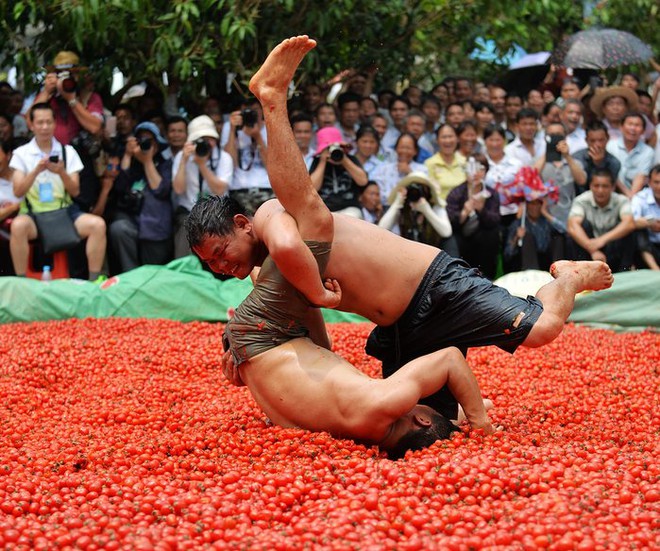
left=558, top=77, right=581, bottom=105
left=353, top=125, right=382, bottom=179
left=7, top=88, right=28, bottom=139
left=108, top=122, right=173, bottom=273
left=536, top=121, right=587, bottom=260
left=402, top=85, right=423, bottom=108
left=0, top=113, right=13, bottom=145
left=606, top=112, right=654, bottom=199
left=446, top=155, right=500, bottom=279
left=589, top=86, right=638, bottom=143
left=561, top=98, right=587, bottom=154
left=474, top=101, right=495, bottom=142
left=475, top=83, right=491, bottom=103
left=489, top=86, right=507, bottom=125
left=461, top=100, right=476, bottom=121
left=454, top=77, right=473, bottom=102
left=223, top=99, right=271, bottom=215
left=505, top=108, right=546, bottom=167
left=426, top=123, right=467, bottom=201
left=359, top=96, right=379, bottom=125
left=573, top=121, right=621, bottom=193
left=173, top=115, right=233, bottom=257
left=631, top=164, right=660, bottom=270
left=378, top=171, right=455, bottom=253
left=335, top=92, right=361, bottom=151
left=381, top=96, right=410, bottom=151
left=526, top=89, right=545, bottom=116
left=444, top=102, right=465, bottom=129
left=310, top=126, right=367, bottom=218
left=358, top=180, right=383, bottom=223
left=302, top=83, right=324, bottom=116
left=372, top=132, right=427, bottom=206
left=620, top=72, right=640, bottom=90
left=0, top=140, right=20, bottom=225
left=503, top=93, right=523, bottom=143
left=567, top=169, right=635, bottom=272
left=420, top=95, right=442, bottom=150
left=430, top=83, right=449, bottom=114
left=404, top=111, right=433, bottom=162
left=314, top=102, right=337, bottom=130
left=9, top=103, right=106, bottom=280
left=541, top=102, right=562, bottom=129
left=457, top=120, right=482, bottom=158
left=368, top=113, right=394, bottom=162
left=107, top=103, right=137, bottom=158
left=635, top=90, right=656, bottom=144
left=163, top=116, right=188, bottom=161
left=504, top=197, right=556, bottom=272
left=291, top=113, right=315, bottom=169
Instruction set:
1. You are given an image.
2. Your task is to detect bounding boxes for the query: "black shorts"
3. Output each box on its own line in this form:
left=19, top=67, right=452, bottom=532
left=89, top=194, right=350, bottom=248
left=366, top=251, right=544, bottom=417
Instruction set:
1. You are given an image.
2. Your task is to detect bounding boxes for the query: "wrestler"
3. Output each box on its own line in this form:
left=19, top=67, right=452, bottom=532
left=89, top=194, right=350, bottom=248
left=187, top=36, right=613, bottom=417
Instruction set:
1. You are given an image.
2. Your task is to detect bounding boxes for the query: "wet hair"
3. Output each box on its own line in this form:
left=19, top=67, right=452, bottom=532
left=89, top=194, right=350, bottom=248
left=622, top=111, right=646, bottom=127
left=387, top=411, right=459, bottom=460
left=186, top=195, right=249, bottom=249
left=29, top=102, right=54, bottom=122
left=356, top=124, right=380, bottom=143
left=516, top=107, right=539, bottom=123
left=483, top=124, right=507, bottom=141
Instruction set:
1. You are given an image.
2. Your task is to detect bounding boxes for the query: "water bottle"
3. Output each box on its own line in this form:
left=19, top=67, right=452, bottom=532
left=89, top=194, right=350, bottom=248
left=41, top=265, right=52, bottom=282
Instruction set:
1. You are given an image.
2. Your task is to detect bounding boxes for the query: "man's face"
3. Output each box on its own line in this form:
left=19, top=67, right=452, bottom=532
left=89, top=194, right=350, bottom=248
left=621, top=75, right=639, bottom=90
left=505, top=97, right=522, bottom=121
left=445, top=105, right=464, bottom=128
left=421, top=101, right=440, bottom=124
left=543, top=105, right=562, bottom=127
left=292, top=121, right=313, bottom=151
left=490, top=87, right=506, bottom=114
left=621, top=116, right=644, bottom=143
left=371, top=117, right=387, bottom=138
left=649, top=172, right=660, bottom=202
left=167, top=121, right=187, bottom=149
left=340, top=101, right=360, bottom=128
left=586, top=129, right=608, bottom=150
left=518, top=117, right=537, bottom=141
left=602, top=96, right=627, bottom=123
left=475, top=107, right=494, bottom=127
left=562, top=104, right=582, bottom=132
left=405, top=87, right=422, bottom=107
left=455, top=80, right=473, bottom=101
left=637, top=96, right=652, bottom=117
left=389, top=100, right=409, bottom=126
left=30, top=108, right=55, bottom=140
left=303, top=85, right=322, bottom=111
left=590, top=175, right=614, bottom=207
left=526, top=90, right=544, bottom=113
left=359, top=98, right=377, bottom=121
left=405, top=115, right=425, bottom=139
left=476, top=86, right=491, bottom=103
left=348, top=75, right=367, bottom=96
left=560, top=82, right=580, bottom=99
left=316, top=106, right=336, bottom=128
left=115, top=109, right=136, bottom=136
left=192, top=223, right=257, bottom=279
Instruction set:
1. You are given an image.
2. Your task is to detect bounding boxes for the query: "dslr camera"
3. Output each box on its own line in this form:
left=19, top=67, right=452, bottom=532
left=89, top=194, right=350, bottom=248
left=194, top=138, right=211, bottom=157
left=328, top=144, right=345, bottom=163
left=57, top=71, right=77, bottom=94
left=138, top=137, right=153, bottom=151
left=405, top=183, right=428, bottom=204
left=241, top=108, right=258, bottom=128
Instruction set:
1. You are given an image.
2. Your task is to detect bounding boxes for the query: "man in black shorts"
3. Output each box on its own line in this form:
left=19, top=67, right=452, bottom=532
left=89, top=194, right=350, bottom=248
left=187, top=36, right=614, bottom=416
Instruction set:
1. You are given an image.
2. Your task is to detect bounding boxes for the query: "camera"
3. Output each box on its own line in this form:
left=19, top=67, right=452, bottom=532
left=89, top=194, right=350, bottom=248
left=328, top=144, right=345, bottom=163
left=48, top=155, right=59, bottom=163
left=241, top=108, right=258, bottom=128
left=138, top=137, right=153, bottom=151
left=57, top=70, right=77, bottom=94
left=405, top=183, right=428, bottom=204
left=589, top=75, right=603, bottom=90
left=545, top=134, right=563, bottom=162
left=194, top=138, right=211, bottom=157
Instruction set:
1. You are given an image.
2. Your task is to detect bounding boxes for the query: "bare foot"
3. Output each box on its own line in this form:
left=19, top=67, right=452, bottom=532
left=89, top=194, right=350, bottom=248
left=249, top=35, right=317, bottom=105
left=550, top=260, right=613, bottom=292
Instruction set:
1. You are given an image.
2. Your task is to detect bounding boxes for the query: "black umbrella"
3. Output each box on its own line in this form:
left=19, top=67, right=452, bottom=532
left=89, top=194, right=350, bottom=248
left=550, top=28, right=654, bottom=70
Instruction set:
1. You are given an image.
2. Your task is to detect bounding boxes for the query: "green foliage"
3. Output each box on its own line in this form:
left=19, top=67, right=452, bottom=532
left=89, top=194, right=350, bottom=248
left=0, top=0, right=655, bottom=102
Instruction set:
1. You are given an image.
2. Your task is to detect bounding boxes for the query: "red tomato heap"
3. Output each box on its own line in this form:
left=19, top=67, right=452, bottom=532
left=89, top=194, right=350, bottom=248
left=0, top=319, right=658, bottom=550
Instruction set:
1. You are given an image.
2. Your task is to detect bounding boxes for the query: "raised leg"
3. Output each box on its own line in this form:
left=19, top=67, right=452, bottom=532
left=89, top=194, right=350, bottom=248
left=524, top=260, right=613, bottom=347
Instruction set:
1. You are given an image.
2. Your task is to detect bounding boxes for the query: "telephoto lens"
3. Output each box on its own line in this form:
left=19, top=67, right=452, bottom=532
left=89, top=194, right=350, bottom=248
left=57, top=71, right=77, bottom=93
left=195, top=138, right=210, bottom=157
left=328, top=144, right=344, bottom=162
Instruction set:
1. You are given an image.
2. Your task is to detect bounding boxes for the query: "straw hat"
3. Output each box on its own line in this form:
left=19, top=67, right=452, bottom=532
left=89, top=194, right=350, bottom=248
left=45, top=51, right=86, bottom=72
left=387, top=171, right=445, bottom=207
left=589, top=86, right=638, bottom=119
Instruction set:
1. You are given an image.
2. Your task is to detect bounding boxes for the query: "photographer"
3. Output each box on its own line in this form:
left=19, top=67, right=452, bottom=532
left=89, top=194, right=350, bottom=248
left=223, top=98, right=271, bottom=215
left=172, top=115, right=233, bottom=258
left=108, top=122, right=173, bottom=273
left=309, top=126, right=368, bottom=217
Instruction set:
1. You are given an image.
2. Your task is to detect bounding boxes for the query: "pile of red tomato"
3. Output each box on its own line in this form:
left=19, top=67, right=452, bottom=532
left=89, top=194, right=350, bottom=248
left=0, top=318, right=658, bottom=549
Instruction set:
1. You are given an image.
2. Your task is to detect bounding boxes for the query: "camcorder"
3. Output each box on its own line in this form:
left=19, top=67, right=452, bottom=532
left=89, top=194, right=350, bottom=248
left=405, top=183, right=429, bottom=204
left=138, top=137, right=153, bottom=151
left=241, top=108, right=258, bottom=128
left=57, top=71, right=77, bottom=94
left=194, top=138, right=211, bottom=157
left=328, top=144, right=345, bottom=162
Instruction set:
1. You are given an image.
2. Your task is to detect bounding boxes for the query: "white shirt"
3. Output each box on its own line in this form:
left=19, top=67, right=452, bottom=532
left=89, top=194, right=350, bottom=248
left=172, top=147, right=233, bottom=211
left=504, top=134, right=546, bottom=167
left=221, top=122, right=270, bottom=190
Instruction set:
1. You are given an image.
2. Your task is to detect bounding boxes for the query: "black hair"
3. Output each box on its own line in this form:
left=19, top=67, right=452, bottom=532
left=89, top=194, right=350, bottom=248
left=590, top=168, right=614, bottom=184
left=622, top=111, right=646, bottom=127
left=421, top=95, right=441, bottom=108
left=356, top=124, right=380, bottom=143
left=361, top=180, right=380, bottom=194
left=474, top=101, right=495, bottom=114
left=360, top=96, right=379, bottom=110
left=114, top=103, right=137, bottom=119
left=337, top=92, right=361, bottom=109
left=445, top=101, right=464, bottom=113
left=395, top=132, right=419, bottom=155
left=542, top=102, right=560, bottom=117
left=516, top=107, right=539, bottom=123
left=166, top=115, right=188, bottom=129
left=186, top=195, right=249, bottom=250
left=649, top=164, right=660, bottom=178
left=388, top=95, right=411, bottom=111
left=315, top=102, right=336, bottom=117
left=436, top=122, right=458, bottom=138
left=290, top=112, right=314, bottom=126
left=483, top=124, right=507, bottom=141
left=586, top=120, right=609, bottom=136
left=636, top=90, right=652, bottom=102
left=0, top=112, right=12, bottom=127
left=0, top=139, right=13, bottom=155
left=456, top=120, right=478, bottom=136
left=387, top=411, right=459, bottom=460
left=622, top=72, right=640, bottom=84
left=505, top=92, right=523, bottom=103
left=29, top=102, right=54, bottom=122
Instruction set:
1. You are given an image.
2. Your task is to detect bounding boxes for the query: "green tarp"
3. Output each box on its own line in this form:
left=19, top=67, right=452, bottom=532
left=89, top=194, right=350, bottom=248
left=1, top=257, right=657, bottom=331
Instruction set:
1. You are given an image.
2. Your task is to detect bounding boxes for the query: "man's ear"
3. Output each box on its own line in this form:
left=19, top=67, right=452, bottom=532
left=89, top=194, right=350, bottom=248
left=413, top=411, right=433, bottom=427
left=233, top=214, right=252, bottom=232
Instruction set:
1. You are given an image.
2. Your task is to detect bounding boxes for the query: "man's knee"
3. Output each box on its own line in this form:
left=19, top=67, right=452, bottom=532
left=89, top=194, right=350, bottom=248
left=523, top=314, right=563, bottom=348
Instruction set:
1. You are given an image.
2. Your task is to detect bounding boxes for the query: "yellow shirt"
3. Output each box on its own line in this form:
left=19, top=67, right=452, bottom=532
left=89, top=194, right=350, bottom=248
left=425, top=152, right=467, bottom=201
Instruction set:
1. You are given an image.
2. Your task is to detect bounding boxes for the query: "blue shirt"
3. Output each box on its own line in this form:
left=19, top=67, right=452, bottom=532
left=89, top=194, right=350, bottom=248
left=606, top=138, right=654, bottom=189
left=631, top=187, right=660, bottom=244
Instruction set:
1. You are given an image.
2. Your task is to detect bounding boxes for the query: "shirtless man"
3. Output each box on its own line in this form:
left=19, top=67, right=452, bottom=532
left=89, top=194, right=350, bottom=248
left=188, top=36, right=613, bottom=417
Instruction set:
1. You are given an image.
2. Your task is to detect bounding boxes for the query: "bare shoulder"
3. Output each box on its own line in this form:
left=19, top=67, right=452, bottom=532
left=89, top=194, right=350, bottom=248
left=252, top=198, right=286, bottom=233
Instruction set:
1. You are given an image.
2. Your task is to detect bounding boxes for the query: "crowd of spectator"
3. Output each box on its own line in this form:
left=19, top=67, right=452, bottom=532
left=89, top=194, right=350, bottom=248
left=1, top=50, right=660, bottom=280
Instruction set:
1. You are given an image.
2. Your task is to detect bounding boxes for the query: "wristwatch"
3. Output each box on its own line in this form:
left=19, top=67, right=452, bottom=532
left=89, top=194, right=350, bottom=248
left=68, top=98, right=78, bottom=107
